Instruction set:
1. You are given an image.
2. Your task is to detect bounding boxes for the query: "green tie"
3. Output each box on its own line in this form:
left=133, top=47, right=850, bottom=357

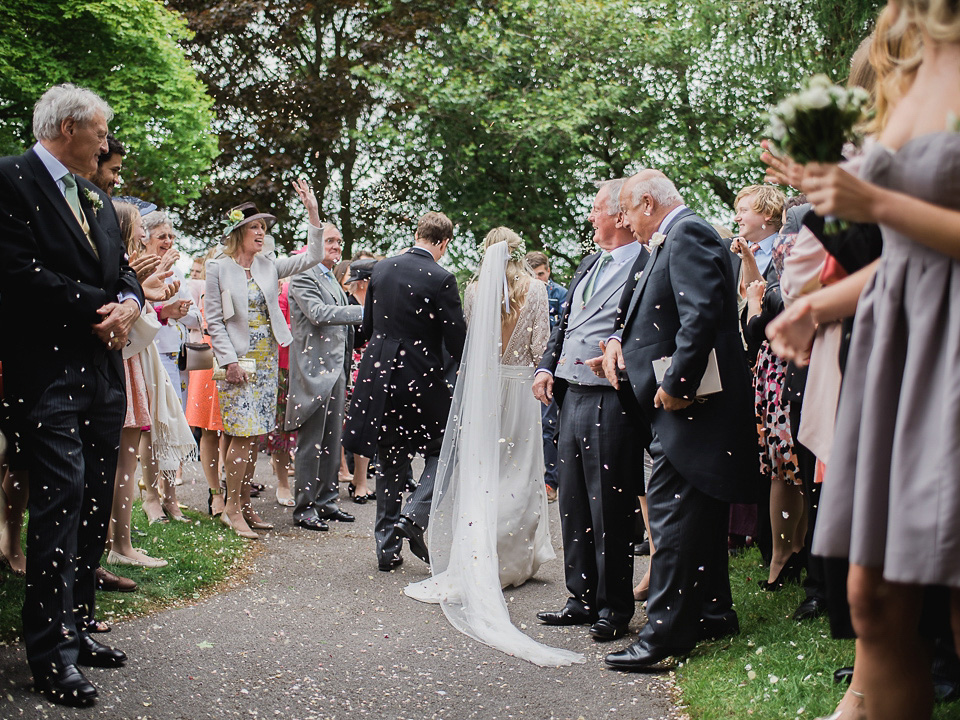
left=61, top=173, right=97, bottom=257
left=582, top=252, right=612, bottom=303
left=61, top=173, right=83, bottom=222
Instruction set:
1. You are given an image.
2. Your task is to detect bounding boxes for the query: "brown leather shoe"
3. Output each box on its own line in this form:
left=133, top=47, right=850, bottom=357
left=95, top=566, right=137, bottom=593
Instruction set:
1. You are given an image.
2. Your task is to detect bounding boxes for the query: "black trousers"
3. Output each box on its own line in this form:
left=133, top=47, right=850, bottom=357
left=639, top=431, right=733, bottom=653
left=21, top=360, right=124, bottom=675
left=374, top=425, right=441, bottom=566
left=556, top=385, right=641, bottom=625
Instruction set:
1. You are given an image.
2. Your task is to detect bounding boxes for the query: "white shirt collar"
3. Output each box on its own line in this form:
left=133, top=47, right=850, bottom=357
left=33, top=142, right=70, bottom=191
left=606, top=241, right=642, bottom=265
left=409, top=246, right=435, bottom=259
left=657, top=204, right=688, bottom=235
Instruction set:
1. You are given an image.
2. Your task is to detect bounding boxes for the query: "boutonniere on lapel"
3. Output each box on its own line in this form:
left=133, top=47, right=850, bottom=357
left=648, top=232, right=667, bottom=250
left=83, top=188, right=103, bottom=214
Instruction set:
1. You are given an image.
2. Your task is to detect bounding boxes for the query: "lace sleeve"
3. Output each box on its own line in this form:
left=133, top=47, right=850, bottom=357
left=528, top=280, right=550, bottom=366
left=464, top=282, right=477, bottom=325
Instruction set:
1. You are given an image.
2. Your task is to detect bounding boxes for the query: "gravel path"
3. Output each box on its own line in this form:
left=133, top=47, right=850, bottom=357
left=0, top=458, right=676, bottom=720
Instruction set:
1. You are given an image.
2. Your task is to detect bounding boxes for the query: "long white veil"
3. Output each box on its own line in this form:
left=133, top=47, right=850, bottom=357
left=404, top=241, right=584, bottom=667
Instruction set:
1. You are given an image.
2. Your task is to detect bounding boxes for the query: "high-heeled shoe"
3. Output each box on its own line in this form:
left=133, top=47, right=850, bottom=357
left=243, top=515, right=274, bottom=531
left=0, top=550, right=26, bottom=578
left=759, top=553, right=801, bottom=591
left=142, top=503, right=168, bottom=525
left=208, top=488, right=224, bottom=517
left=163, top=505, right=191, bottom=524
left=220, top=513, right=259, bottom=540
left=275, top=490, right=295, bottom=507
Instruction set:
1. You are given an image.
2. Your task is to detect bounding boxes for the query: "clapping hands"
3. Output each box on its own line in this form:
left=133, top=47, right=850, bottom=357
left=130, top=253, right=161, bottom=282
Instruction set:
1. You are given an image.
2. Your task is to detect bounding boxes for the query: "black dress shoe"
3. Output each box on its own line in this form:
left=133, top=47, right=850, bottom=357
left=604, top=640, right=680, bottom=671
left=395, top=516, right=429, bottom=564
left=378, top=555, right=403, bottom=572
left=633, top=540, right=650, bottom=556
left=295, top=517, right=329, bottom=532
left=833, top=666, right=854, bottom=685
left=78, top=631, right=127, bottom=668
left=589, top=618, right=630, bottom=642
left=324, top=509, right=355, bottom=523
left=33, top=663, right=97, bottom=707
left=537, top=606, right=598, bottom=626
left=792, top=596, right=827, bottom=621
left=697, top=613, right=740, bottom=642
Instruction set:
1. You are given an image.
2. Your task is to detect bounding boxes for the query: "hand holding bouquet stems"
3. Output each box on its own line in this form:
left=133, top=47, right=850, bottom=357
left=764, top=75, right=872, bottom=232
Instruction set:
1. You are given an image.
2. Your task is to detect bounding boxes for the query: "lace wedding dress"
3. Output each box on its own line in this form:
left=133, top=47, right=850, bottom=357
left=405, top=241, right=584, bottom=667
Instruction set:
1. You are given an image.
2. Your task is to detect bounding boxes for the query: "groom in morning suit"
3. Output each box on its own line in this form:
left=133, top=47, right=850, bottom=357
left=595, top=170, right=759, bottom=670
left=286, top=223, right=363, bottom=531
left=0, top=84, right=143, bottom=706
left=532, top=179, right=647, bottom=642
left=342, top=212, right=467, bottom=570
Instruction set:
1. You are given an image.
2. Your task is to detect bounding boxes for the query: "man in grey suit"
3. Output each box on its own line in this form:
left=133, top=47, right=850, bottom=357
left=532, top=179, right=647, bottom=642
left=285, top=224, right=363, bottom=531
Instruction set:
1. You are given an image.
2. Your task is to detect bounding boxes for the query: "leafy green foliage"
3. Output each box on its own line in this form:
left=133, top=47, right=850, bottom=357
left=373, top=0, right=884, bottom=274
left=0, top=0, right=217, bottom=206
left=166, top=0, right=462, bottom=253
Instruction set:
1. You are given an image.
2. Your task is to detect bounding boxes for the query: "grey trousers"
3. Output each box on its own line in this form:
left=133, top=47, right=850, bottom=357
left=293, top=375, right=347, bottom=522
left=373, top=427, right=442, bottom=566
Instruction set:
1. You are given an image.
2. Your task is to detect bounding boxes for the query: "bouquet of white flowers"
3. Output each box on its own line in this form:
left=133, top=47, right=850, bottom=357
left=765, top=74, right=872, bottom=165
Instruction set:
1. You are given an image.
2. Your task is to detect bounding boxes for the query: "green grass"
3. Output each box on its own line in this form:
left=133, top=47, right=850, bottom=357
left=676, top=548, right=960, bottom=719
left=0, top=501, right=253, bottom=644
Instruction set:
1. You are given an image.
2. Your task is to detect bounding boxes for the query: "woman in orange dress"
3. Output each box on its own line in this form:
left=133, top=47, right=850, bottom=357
left=185, top=247, right=226, bottom=517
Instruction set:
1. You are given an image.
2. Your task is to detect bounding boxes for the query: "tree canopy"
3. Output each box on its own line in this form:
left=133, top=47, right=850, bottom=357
left=0, top=0, right=217, bottom=206
left=1, top=0, right=883, bottom=269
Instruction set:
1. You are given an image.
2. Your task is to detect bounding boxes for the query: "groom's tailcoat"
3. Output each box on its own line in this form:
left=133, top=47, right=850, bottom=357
left=342, top=248, right=466, bottom=457
left=615, top=209, right=758, bottom=504
left=0, top=148, right=142, bottom=675
left=342, top=247, right=466, bottom=565
left=614, top=208, right=758, bottom=652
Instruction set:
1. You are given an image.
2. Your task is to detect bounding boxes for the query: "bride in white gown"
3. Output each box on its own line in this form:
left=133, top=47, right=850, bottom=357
left=405, top=228, right=584, bottom=667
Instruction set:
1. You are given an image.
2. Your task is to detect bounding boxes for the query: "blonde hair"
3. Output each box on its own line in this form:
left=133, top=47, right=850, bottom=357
left=113, top=201, right=141, bottom=257
left=895, top=0, right=960, bottom=43
left=483, top=226, right=532, bottom=322
left=734, top=185, right=786, bottom=231
left=193, top=246, right=218, bottom=281
left=868, top=5, right=923, bottom=135
left=221, top=227, right=244, bottom=258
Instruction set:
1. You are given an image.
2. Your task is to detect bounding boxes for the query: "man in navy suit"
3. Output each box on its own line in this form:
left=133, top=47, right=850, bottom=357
left=0, top=84, right=142, bottom=706
left=594, top=170, right=759, bottom=670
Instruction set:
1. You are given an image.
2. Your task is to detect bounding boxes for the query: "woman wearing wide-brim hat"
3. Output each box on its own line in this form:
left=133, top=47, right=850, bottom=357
left=205, top=179, right=324, bottom=540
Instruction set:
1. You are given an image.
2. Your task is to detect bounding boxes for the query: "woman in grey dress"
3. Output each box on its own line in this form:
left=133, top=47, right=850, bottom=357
left=798, top=2, right=960, bottom=717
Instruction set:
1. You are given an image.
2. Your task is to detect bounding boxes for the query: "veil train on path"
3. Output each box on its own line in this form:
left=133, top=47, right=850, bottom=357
left=404, top=240, right=584, bottom=667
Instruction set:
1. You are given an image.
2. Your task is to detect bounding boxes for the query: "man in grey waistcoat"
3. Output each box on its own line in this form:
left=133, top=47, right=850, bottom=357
left=532, top=179, right=647, bottom=642
left=285, top=224, right=363, bottom=531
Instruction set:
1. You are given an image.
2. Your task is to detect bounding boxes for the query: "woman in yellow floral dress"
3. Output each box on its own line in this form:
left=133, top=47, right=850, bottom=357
left=205, top=179, right=325, bottom=540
